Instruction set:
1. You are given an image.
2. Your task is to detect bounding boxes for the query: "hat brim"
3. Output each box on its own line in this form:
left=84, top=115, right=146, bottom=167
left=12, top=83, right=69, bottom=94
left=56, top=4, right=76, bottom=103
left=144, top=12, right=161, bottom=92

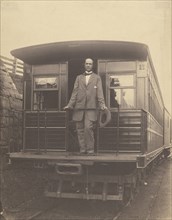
left=99, top=108, right=111, bottom=128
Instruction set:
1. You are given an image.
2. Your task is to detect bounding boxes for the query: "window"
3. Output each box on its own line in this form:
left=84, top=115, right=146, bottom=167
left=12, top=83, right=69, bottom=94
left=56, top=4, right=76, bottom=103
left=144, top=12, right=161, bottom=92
left=32, top=63, right=68, bottom=111
left=33, top=76, right=59, bottom=110
left=109, top=74, right=135, bottom=109
left=98, top=60, right=136, bottom=109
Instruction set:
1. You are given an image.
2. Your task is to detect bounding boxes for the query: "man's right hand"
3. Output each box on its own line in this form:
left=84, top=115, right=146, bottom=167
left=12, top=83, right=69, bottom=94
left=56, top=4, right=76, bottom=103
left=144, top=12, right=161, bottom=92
left=64, top=106, right=71, bottom=110
left=101, top=106, right=108, bottom=111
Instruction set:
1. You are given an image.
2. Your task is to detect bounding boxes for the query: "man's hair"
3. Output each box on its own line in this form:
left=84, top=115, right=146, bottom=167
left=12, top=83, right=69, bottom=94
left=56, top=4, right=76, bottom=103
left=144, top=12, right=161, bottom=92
left=85, top=58, right=94, bottom=63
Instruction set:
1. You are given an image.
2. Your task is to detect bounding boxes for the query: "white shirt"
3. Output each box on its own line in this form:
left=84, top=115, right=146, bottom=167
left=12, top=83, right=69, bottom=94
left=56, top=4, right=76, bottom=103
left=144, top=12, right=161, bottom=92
left=85, top=71, right=92, bottom=85
left=85, top=74, right=91, bottom=85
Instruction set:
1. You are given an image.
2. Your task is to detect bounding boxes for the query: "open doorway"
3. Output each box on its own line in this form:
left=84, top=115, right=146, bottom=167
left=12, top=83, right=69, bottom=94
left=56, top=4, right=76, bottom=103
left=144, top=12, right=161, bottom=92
left=67, top=58, right=97, bottom=152
left=68, top=59, right=85, bottom=98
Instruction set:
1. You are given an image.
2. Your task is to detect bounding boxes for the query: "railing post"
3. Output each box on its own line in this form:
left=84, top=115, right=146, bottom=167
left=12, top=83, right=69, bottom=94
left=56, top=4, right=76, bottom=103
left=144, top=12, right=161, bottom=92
left=96, top=109, right=100, bottom=153
left=116, top=106, right=120, bottom=155
left=23, top=110, right=26, bottom=152
left=65, top=110, right=69, bottom=151
left=37, top=110, right=40, bottom=154
left=44, top=109, right=47, bottom=153
left=141, top=110, right=147, bottom=154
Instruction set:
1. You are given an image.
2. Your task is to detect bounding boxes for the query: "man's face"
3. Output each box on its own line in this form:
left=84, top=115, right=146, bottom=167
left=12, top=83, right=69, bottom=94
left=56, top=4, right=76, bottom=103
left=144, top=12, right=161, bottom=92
left=85, top=59, right=93, bottom=72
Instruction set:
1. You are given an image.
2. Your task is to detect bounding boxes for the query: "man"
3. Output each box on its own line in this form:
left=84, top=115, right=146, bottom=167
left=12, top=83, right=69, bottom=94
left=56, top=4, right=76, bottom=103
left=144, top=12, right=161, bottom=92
left=64, top=58, right=107, bottom=155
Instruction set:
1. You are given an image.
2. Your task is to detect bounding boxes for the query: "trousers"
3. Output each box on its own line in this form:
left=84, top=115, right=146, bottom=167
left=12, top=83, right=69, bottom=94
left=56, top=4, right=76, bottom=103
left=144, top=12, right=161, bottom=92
left=76, top=111, right=95, bottom=153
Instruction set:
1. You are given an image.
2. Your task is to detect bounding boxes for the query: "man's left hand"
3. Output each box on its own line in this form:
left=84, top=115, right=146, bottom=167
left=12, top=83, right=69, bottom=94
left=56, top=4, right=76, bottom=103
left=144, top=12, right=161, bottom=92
left=101, top=106, right=108, bottom=110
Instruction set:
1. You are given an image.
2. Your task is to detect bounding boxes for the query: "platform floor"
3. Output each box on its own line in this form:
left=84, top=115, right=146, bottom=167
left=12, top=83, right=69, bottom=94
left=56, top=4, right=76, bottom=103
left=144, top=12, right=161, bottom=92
left=9, top=151, right=140, bottom=163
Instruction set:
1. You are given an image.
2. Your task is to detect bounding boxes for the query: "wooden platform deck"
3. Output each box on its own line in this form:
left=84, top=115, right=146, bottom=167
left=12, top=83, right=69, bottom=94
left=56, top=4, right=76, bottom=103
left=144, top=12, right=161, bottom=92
left=9, top=151, right=139, bottom=163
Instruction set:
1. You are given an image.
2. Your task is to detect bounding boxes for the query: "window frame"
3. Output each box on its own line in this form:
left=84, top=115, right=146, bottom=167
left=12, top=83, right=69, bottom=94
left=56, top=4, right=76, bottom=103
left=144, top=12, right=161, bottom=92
left=31, top=62, right=68, bottom=111
left=33, top=74, right=60, bottom=111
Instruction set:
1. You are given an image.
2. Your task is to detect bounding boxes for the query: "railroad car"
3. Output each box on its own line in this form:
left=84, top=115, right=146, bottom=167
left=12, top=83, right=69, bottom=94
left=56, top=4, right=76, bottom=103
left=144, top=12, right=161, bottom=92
left=9, top=41, right=171, bottom=202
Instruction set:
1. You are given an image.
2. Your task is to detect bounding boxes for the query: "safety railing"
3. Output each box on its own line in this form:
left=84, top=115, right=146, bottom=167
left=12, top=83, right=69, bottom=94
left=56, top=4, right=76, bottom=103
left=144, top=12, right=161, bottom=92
left=23, top=110, right=66, bottom=152
left=22, top=107, right=121, bottom=154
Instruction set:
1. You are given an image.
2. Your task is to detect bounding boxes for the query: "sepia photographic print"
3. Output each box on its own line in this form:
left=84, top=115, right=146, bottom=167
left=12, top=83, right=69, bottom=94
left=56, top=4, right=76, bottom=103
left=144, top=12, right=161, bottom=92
left=0, top=1, right=171, bottom=219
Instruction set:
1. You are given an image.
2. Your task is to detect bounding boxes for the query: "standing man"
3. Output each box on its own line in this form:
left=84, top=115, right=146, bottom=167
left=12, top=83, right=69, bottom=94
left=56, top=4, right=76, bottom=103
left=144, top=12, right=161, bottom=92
left=64, top=58, right=107, bottom=155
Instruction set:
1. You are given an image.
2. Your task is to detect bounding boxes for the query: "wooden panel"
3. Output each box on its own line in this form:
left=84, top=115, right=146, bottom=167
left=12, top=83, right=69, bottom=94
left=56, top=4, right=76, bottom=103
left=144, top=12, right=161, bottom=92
left=24, top=80, right=32, bottom=110
left=25, top=112, right=66, bottom=127
left=61, top=74, right=68, bottom=109
left=147, top=112, right=163, bottom=153
left=98, top=111, right=143, bottom=152
left=32, top=64, right=60, bottom=74
left=98, top=127, right=141, bottom=152
left=136, top=77, right=145, bottom=109
left=25, top=128, right=66, bottom=150
left=164, top=109, right=171, bottom=146
left=24, top=111, right=66, bottom=150
left=107, top=112, right=142, bottom=127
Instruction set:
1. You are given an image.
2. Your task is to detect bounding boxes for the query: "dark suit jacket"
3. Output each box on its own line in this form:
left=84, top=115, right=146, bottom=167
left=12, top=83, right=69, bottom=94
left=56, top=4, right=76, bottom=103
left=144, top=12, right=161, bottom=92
left=68, top=73, right=106, bottom=121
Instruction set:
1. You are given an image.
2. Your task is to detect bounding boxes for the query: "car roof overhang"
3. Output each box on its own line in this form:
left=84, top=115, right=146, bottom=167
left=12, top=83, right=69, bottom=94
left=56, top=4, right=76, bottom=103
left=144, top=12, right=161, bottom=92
left=11, top=40, right=148, bottom=65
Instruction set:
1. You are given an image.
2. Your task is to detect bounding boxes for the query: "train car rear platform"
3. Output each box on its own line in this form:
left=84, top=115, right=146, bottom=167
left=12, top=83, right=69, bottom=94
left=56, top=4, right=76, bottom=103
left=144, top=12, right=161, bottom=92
left=9, top=146, right=166, bottom=169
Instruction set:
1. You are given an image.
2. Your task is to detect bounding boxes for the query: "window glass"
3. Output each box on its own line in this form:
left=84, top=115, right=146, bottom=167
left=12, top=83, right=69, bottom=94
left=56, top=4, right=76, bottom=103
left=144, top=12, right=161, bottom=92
left=33, top=76, right=59, bottom=110
left=34, top=77, right=58, bottom=90
left=107, top=61, right=136, bottom=72
left=33, top=91, right=59, bottom=110
left=110, top=75, right=134, bottom=87
left=32, top=64, right=60, bottom=74
left=110, top=89, right=134, bottom=109
left=121, top=89, right=134, bottom=109
left=110, top=89, right=120, bottom=108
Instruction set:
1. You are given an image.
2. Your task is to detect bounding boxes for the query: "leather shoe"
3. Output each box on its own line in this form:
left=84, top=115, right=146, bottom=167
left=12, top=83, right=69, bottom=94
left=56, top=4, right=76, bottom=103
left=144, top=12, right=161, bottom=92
left=87, top=151, right=95, bottom=155
left=80, top=151, right=87, bottom=155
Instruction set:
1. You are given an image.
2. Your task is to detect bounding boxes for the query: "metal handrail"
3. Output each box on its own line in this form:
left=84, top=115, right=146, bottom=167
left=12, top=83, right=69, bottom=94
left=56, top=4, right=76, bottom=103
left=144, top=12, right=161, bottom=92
left=44, top=109, right=47, bottom=153
left=64, top=108, right=105, bottom=110
left=37, top=110, right=40, bottom=153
